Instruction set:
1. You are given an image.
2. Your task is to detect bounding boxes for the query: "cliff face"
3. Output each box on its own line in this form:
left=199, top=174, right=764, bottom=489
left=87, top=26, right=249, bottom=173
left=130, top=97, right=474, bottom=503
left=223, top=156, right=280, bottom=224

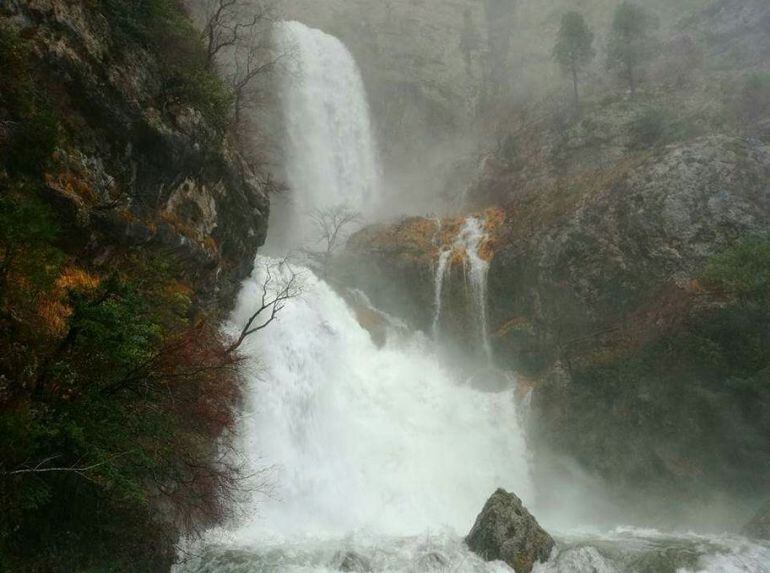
left=1, top=1, right=269, bottom=569
left=3, top=0, right=268, bottom=314
left=340, top=134, right=770, bottom=510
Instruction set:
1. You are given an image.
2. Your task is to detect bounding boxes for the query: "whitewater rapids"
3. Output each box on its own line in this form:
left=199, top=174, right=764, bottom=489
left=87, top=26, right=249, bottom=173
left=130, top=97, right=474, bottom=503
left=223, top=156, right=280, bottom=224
left=176, top=260, right=770, bottom=573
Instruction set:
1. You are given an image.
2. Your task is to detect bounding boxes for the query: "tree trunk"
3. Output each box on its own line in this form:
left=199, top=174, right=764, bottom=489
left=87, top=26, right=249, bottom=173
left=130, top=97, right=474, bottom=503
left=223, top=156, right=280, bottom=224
left=628, top=63, right=636, bottom=97
left=571, top=64, right=580, bottom=113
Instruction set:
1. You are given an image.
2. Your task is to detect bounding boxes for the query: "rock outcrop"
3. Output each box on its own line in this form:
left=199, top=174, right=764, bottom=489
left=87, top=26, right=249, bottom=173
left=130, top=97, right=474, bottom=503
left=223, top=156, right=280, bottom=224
left=339, top=135, right=770, bottom=511
left=466, top=489, right=554, bottom=573
left=2, top=0, right=269, bottom=316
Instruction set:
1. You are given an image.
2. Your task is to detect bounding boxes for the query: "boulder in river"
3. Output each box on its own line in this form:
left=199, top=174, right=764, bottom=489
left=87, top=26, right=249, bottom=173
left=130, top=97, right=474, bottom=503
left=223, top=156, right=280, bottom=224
left=335, top=550, right=372, bottom=572
left=465, top=488, right=554, bottom=573
left=742, top=500, right=770, bottom=540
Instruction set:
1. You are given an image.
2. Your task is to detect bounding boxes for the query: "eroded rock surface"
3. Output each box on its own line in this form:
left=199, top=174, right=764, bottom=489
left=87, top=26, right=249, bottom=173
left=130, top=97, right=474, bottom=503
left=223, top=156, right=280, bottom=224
left=465, top=489, right=554, bottom=573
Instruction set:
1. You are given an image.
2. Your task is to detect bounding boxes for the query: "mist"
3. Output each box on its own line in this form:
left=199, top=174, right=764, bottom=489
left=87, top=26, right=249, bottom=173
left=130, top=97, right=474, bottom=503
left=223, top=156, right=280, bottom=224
left=1, top=0, right=768, bottom=571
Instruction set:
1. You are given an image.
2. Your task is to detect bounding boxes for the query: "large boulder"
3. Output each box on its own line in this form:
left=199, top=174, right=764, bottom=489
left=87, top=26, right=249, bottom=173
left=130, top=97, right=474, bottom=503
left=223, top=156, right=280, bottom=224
left=742, top=501, right=770, bottom=540
left=465, top=489, right=554, bottom=573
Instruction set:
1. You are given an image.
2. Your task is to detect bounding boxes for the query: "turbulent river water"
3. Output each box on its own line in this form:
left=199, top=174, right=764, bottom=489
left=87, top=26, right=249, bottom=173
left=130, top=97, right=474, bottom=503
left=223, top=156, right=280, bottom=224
left=175, top=20, right=770, bottom=573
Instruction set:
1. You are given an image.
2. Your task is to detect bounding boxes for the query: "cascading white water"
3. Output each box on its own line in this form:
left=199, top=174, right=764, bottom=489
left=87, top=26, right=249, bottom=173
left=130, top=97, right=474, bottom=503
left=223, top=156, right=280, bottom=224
left=274, top=21, right=380, bottom=221
left=175, top=23, right=770, bottom=573
left=431, top=217, right=493, bottom=362
left=432, top=249, right=452, bottom=340
left=457, top=217, right=493, bottom=363
left=228, top=259, right=533, bottom=541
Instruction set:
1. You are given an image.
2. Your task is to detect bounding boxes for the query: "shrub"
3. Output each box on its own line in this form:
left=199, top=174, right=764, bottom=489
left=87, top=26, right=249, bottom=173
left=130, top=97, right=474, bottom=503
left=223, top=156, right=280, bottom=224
left=627, top=107, right=669, bottom=148
left=737, top=72, right=770, bottom=126
left=95, top=0, right=234, bottom=133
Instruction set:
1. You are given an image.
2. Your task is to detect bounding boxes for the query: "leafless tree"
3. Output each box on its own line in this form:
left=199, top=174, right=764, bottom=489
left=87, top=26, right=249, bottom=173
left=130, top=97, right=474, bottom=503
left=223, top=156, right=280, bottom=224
left=195, top=0, right=286, bottom=130
left=227, top=258, right=302, bottom=353
left=303, top=204, right=363, bottom=277
left=199, top=0, right=274, bottom=69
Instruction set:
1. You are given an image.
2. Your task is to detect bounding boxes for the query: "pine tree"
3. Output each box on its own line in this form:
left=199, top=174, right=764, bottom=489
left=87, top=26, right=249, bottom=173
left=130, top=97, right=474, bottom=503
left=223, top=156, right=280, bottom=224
left=553, top=11, right=595, bottom=111
left=607, top=2, right=658, bottom=96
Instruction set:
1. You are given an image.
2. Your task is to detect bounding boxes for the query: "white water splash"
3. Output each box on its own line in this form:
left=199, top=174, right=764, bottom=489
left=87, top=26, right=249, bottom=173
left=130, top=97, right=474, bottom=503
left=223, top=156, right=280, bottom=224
left=226, top=258, right=533, bottom=541
left=432, top=217, right=492, bottom=360
left=274, top=21, right=381, bottom=225
left=457, top=217, right=492, bottom=362
left=432, top=249, right=452, bottom=340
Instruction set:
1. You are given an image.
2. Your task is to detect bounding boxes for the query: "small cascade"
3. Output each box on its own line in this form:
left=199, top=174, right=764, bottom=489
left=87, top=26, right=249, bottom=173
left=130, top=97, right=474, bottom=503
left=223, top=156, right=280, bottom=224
left=456, top=217, right=493, bottom=363
left=432, top=249, right=452, bottom=339
left=431, top=216, right=493, bottom=363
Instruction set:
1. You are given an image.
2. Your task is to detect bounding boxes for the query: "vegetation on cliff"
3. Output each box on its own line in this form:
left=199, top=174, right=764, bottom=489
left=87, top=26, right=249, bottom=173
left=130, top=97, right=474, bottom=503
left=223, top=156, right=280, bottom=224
left=0, top=1, right=271, bottom=570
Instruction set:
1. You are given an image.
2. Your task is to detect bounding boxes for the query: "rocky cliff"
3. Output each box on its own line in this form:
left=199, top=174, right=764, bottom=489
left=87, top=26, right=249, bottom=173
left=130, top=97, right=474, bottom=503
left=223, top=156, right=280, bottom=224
left=2, top=0, right=269, bottom=314
left=340, top=133, right=770, bottom=515
left=1, top=1, right=269, bottom=570
left=335, top=0, right=770, bottom=511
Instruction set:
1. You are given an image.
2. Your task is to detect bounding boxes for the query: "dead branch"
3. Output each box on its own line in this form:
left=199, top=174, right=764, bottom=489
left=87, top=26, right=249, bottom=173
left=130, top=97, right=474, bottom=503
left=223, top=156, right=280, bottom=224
left=227, top=259, right=301, bottom=353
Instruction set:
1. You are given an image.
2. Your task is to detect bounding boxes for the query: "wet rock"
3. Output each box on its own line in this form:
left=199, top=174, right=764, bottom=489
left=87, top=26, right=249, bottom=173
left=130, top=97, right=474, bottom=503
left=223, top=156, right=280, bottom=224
left=415, top=551, right=449, bottom=570
left=466, top=489, right=554, bottom=573
left=742, top=501, right=770, bottom=540
left=334, top=550, right=372, bottom=572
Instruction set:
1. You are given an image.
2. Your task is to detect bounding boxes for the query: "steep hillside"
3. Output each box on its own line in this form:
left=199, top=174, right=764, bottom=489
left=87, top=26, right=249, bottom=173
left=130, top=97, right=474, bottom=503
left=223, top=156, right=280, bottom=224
left=336, top=0, right=770, bottom=517
left=0, top=1, right=268, bottom=570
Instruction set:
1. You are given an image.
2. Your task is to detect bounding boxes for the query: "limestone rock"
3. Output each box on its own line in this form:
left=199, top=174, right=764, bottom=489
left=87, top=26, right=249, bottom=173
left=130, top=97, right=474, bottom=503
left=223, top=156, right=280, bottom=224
left=465, top=489, right=554, bottom=573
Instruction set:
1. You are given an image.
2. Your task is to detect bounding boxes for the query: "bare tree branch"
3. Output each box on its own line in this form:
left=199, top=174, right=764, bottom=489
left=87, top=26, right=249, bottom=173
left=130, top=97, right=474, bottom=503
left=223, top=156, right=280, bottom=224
left=302, top=204, right=363, bottom=277
left=226, top=259, right=302, bottom=353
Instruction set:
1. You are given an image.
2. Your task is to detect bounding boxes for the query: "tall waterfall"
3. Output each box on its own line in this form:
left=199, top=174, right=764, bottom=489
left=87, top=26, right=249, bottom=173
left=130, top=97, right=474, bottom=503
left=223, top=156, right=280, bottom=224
left=177, top=23, right=770, bottom=573
left=274, top=21, right=381, bottom=221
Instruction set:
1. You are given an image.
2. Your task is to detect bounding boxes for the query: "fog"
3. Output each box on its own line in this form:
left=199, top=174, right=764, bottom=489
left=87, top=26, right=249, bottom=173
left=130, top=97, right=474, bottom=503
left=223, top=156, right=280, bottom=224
left=179, top=0, right=770, bottom=570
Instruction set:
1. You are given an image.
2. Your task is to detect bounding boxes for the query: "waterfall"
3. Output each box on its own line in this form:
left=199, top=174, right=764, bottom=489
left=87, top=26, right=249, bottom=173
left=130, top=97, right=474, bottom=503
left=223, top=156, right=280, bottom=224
left=274, top=21, right=381, bottom=224
left=457, top=217, right=493, bottom=363
left=212, top=23, right=533, bottom=548
left=432, top=249, right=452, bottom=339
left=175, top=22, right=770, bottom=573
left=431, top=216, right=493, bottom=363
left=227, top=259, right=533, bottom=540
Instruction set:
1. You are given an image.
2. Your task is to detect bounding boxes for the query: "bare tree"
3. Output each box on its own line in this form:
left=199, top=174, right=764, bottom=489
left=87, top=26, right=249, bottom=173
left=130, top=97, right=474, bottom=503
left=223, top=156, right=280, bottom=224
left=196, top=0, right=285, bottom=130
left=227, top=258, right=302, bottom=353
left=303, top=204, right=363, bottom=277
left=200, top=0, right=273, bottom=69
left=229, top=26, right=287, bottom=128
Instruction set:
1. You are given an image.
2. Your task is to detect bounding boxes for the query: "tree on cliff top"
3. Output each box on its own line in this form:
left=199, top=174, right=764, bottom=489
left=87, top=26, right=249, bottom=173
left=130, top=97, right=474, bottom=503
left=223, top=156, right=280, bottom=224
left=607, top=2, right=659, bottom=96
left=553, top=11, right=595, bottom=112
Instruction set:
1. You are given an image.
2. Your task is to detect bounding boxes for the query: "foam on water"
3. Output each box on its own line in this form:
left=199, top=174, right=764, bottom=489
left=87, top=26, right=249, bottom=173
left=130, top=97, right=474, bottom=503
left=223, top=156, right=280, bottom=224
left=225, top=258, right=533, bottom=542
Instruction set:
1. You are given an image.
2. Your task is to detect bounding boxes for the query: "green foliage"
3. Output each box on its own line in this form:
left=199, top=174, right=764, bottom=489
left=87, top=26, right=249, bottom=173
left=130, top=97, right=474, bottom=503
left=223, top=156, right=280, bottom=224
left=498, top=134, right=520, bottom=169
left=95, top=0, right=234, bottom=132
left=737, top=72, right=770, bottom=127
left=553, top=11, right=595, bottom=105
left=626, top=106, right=701, bottom=149
left=566, top=234, right=770, bottom=492
left=0, top=25, right=61, bottom=175
left=703, top=233, right=770, bottom=304
left=627, top=107, right=668, bottom=148
left=0, top=191, right=64, bottom=300
left=164, top=68, right=234, bottom=134
left=0, top=24, right=35, bottom=116
left=553, top=11, right=596, bottom=80
left=554, top=12, right=595, bottom=73
left=6, top=109, right=61, bottom=176
left=607, top=2, right=659, bottom=94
